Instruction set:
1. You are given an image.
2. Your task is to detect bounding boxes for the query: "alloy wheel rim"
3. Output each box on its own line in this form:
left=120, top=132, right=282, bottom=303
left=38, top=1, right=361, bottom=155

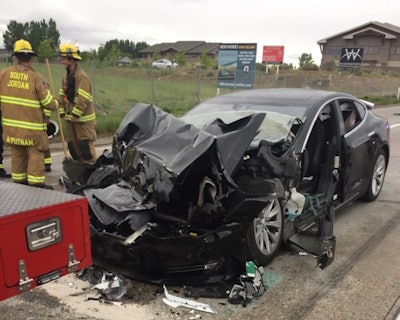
left=254, top=199, right=282, bottom=255
left=372, top=154, right=386, bottom=196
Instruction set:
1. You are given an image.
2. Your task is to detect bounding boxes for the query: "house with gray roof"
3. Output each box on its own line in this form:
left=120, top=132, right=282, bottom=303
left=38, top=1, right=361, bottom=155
left=139, top=41, right=219, bottom=61
left=318, top=21, right=400, bottom=71
left=117, top=56, right=132, bottom=66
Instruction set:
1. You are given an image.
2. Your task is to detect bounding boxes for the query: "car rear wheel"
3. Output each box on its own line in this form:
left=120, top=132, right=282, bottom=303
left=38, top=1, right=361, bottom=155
left=361, top=150, right=387, bottom=202
left=246, top=198, right=283, bottom=265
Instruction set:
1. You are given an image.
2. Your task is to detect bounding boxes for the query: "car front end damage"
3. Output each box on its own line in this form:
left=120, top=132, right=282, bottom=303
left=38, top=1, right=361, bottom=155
left=65, top=103, right=331, bottom=284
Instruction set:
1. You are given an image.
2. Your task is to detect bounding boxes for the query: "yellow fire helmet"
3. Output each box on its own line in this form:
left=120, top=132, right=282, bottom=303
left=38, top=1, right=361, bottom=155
left=13, top=39, right=36, bottom=55
left=59, top=43, right=82, bottom=60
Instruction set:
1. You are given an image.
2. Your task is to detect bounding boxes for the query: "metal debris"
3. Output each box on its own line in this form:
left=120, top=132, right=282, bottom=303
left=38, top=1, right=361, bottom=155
left=93, top=272, right=129, bottom=302
left=75, top=267, right=131, bottom=303
left=163, top=285, right=217, bottom=314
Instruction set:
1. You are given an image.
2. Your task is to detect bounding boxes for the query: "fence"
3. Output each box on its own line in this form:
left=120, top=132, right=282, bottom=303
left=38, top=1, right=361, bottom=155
left=250, top=71, right=400, bottom=97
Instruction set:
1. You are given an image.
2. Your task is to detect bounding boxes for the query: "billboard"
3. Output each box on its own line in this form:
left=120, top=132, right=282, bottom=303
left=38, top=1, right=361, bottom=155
left=262, top=46, right=284, bottom=64
left=217, top=43, right=257, bottom=89
left=339, top=48, right=364, bottom=70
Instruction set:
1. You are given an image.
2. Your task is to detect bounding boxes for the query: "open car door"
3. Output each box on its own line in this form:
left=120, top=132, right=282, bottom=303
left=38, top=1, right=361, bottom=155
left=288, top=102, right=340, bottom=269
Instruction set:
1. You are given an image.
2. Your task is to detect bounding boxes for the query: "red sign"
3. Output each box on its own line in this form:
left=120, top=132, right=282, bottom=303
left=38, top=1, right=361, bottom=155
left=262, top=46, right=284, bottom=64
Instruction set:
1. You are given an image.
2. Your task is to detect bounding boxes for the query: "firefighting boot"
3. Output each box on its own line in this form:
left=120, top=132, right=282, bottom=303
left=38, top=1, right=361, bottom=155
left=30, top=184, right=54, bottom=190
left=0, top=168, right=11, bottom=178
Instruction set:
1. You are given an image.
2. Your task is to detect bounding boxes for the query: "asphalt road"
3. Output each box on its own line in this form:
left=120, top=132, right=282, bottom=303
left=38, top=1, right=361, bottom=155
left=0, top=105, right=399, bottom=320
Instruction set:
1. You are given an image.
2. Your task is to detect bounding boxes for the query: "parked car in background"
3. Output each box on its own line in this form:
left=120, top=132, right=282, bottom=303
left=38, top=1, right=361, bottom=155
left=151, top=59, right=178, bottom=69
left=63, top=88, right=390, bottom=285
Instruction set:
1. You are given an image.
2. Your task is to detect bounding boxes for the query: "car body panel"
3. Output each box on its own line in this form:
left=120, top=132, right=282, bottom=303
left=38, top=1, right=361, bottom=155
left=65, top=88, right=390, bottom=285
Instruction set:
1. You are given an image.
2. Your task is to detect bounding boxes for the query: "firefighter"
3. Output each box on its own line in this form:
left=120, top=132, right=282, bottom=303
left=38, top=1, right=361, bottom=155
left=0, top=112, right=11, bottom=178
left=0, top=39, right=58, bottom=189
left=58, top=43, right=97, bottom=164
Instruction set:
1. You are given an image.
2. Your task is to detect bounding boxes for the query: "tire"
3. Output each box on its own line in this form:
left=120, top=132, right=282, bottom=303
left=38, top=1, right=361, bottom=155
left=361, top=150, right=387, bottom=202
left=69, top=166, right=120, bottom=195
left=246, top=198, right=283, bottom=265
left=86, top=165, right=120, bottom=187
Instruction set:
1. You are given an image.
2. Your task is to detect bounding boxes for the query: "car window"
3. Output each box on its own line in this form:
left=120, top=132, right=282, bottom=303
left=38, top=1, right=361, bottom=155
left=339, top=100, right=361, bottom=132
left=354, top=101, right=366, bottom=119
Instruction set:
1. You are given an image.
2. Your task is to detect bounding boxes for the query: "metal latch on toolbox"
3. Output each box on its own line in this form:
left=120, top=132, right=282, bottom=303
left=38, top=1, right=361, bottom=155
left=67, top=244, right=80, bottom=272
left=18, top=260, right=33, bottom=292
left=26, top=218, right=62, bottom=251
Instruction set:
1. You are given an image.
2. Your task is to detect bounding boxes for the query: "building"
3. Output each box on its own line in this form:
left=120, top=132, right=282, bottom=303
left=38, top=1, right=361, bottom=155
left=318, top=21, right=400, bottom=71
left=117, top=56, right=132, bottom=67
left=0, top=48, right=10, bottom=63
left=139, top=41, right=219, bottom=61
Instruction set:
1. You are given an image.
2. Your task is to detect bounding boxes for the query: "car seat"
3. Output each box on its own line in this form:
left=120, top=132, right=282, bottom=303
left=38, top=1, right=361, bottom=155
left=300, top=118, right=325, bottom=192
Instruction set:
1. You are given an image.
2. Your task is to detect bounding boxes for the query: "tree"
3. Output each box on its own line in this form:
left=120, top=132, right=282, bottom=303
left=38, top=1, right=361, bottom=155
left=2, top=19, right=147, bottom=62
left=2, top=19, right=60, bottom=54
left=81, top=49, right=98, bottom=62
left=37, top=38, right=55, bottom=59
left=320, top=60, right=337, bottom=71
left=101, top=44, right=121, bottom=66
left=176, top=50, right=186, bottom=66
left=298, top=53, right=319, bottom=70
left=98, top=39, right=149, bottom=61
left=134, top=42, right=149, bottom=57
left=3, top=20, right=26, bottom=51
left=200, top=50, right=214, bottom=68
left=153, top=49, right=162, bottom=60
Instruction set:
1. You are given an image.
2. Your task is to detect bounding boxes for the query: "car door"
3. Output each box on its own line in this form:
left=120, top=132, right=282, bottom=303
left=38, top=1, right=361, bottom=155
left=289, top=101, right=340, bottom=263
left=337, top=99, right=369, bottom=204
left=298, top=101, right=340, bottom=199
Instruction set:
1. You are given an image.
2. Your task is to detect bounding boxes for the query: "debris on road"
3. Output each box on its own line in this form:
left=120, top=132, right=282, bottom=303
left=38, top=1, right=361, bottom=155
left=163, top=285, right=217, bottom=314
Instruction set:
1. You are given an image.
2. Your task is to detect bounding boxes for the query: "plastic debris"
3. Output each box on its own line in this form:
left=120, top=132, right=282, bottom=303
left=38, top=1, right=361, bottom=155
left=163, top=285, right=217, bottom=314
left=228, top=261, right=266, bottom=306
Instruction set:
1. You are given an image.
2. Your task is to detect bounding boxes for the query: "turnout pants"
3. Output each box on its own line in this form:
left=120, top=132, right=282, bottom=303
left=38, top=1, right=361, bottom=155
left=11, top=145, right=46, bottom=186
left=65, top=121, right=97, bottom=163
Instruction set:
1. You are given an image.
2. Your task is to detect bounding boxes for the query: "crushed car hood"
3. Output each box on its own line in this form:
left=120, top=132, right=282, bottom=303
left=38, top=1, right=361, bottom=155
left=114, top=103, right=267, bottom=176
left=86, top=104, right=268, bottom=221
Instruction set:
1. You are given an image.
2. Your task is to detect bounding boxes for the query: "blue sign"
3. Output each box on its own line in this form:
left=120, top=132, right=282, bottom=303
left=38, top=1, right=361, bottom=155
left=218, top=43, right=257, bottom=89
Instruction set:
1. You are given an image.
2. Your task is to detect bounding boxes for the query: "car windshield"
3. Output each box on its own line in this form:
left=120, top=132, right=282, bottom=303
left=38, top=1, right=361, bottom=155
left=182, top=109, right=297, bottom=144
left=185, top=101, right=308, bottom=118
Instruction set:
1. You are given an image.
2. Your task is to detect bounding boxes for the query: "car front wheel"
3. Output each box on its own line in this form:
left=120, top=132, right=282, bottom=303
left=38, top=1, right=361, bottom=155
left=246, top=198, right=283, bottom=265
left=361, top=149, right=387, bottom=202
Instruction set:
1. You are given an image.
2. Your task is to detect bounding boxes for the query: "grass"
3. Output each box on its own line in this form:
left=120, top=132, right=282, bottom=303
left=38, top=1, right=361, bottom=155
left=1, top=61, right=399, bottom=135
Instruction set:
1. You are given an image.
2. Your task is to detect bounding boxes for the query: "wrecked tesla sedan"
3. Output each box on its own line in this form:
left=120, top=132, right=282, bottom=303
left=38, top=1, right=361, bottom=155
left=64, top=88, right=390, bottom=285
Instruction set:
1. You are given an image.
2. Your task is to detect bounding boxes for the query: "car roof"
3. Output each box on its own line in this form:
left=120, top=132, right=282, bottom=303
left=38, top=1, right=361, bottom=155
left=205, top=88, right=354, bottom=107
left=184, top=88, right=359, bottom=119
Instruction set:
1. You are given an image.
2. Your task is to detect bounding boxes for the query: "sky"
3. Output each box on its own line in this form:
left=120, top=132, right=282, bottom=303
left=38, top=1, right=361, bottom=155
left=1, top=0, right=399, bottom=66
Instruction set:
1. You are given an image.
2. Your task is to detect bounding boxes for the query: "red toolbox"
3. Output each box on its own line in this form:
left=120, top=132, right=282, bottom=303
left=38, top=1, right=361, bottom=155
left=0, top=181, right=92, bottom=301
